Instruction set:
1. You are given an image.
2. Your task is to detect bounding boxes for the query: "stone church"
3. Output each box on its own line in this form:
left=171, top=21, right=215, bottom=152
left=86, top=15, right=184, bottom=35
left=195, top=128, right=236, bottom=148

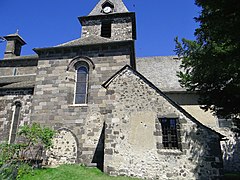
left=0, top=0, right=239, bottom=179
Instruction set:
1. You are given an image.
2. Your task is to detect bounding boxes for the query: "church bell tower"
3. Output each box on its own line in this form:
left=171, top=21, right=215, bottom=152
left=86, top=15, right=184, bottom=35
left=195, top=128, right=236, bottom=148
left=78, top=0, right=136, bottom=41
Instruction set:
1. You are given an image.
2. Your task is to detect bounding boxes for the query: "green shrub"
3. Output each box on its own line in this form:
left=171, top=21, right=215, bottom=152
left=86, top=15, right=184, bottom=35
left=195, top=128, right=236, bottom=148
left=0, top=123, right=55, bottom=179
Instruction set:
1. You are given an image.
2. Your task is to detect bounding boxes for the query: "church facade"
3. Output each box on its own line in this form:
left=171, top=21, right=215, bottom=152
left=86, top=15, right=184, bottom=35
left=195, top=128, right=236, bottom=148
left=0, top=0, right=238, bottom=179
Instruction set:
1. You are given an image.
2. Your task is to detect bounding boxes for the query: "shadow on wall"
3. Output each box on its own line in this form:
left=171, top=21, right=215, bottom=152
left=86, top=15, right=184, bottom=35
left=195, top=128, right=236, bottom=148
left=186, top=127, right=223, bottom=179
left=92, top=122, right=105, bottom=171
left=221, top=131, right=240, bottom=173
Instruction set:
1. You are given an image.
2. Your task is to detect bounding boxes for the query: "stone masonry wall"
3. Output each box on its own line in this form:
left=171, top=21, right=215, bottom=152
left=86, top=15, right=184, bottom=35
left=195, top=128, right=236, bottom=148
left=137, top=56, right=240, bottom=173
left=0, top=92, right=33, bottom=143
left=103, top=68, right=223, bottom=180
left=31, top=47, right=132, bottom=165
left=47, top=128, right=78, bottom=166
left=81, top=17, right=133, bottom=41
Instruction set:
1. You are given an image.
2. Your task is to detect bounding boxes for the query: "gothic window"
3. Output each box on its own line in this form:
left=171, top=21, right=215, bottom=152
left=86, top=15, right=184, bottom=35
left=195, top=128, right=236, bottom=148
left=101, top=21, right=111, bottom=38
left=75, top=65, right=89, bottom=104
left=160, top=118, right=179, bottom=149
left=9, top=101, right=21, bottom=144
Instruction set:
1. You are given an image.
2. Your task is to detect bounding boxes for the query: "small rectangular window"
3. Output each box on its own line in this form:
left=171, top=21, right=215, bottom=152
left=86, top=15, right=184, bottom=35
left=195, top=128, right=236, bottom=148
left=160, top=118, right=179, bottom=149
left=101, top=21, right=111, bottom=38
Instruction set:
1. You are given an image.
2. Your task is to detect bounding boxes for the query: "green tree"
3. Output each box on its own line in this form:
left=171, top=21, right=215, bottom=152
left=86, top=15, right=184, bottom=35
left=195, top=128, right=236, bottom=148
left=175, top=0, right=240, bottom=120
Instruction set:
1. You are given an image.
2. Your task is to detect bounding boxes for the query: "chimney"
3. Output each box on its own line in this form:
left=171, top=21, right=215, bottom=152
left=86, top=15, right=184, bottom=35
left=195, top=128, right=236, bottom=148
left=4, top=31, right=26, bottom=59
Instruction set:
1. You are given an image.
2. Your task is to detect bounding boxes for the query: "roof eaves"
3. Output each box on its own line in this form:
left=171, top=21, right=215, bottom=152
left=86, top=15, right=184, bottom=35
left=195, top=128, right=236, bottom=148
left=79, top=12, right=135, bottom=24
left=0, top=81, right=35, bottom=89
left=4, top=34, right=26, bottom=45
left=33, top=40, right=134, bottom=53
left=0, top=55, right=38, bottom=61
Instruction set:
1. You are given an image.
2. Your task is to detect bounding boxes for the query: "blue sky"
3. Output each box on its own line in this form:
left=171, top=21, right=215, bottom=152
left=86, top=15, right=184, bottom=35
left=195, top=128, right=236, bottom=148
left=0, top=0, right=200, bottom=59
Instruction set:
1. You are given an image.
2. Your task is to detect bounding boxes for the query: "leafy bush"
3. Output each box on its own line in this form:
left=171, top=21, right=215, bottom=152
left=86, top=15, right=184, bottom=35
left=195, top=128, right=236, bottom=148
left=0, top=123, right=55, bottom=179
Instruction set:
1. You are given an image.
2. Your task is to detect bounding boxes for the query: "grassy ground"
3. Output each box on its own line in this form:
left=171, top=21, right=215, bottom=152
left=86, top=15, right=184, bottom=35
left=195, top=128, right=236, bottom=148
left=21, top=164, right=139, bottom=180
left=223, top=173, right=240, bottom=180
left=20, top=165, right=240, bottom=180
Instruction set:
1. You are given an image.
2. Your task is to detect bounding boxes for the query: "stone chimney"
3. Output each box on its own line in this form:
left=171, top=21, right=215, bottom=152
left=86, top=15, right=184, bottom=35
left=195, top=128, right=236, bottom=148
left=4, top=31, right=26, bottom=59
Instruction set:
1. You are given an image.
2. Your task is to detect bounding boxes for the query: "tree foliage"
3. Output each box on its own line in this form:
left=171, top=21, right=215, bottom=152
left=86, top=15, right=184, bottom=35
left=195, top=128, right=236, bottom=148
left=175, top=0, right=240, bottom=119
left=0, top=123, right=55, bottom=179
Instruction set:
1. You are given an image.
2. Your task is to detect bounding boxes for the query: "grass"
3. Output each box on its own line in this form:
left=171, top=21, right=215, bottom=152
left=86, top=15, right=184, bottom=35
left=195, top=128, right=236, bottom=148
left=20, top=164, right=240, bottom=180
left=223, top=173, right=240, bottom=180
left=21, top=164, right=139, bottom=180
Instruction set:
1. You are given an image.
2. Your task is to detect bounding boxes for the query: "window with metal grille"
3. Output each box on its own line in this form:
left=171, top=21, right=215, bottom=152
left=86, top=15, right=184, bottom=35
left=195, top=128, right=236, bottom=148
left=9, top=101, right=21, bottom=144
left=160, top=118, right=179, bottom=149
left=101, top=21, right=111, bottom=38
left=75, top=66, right=88, bottom=104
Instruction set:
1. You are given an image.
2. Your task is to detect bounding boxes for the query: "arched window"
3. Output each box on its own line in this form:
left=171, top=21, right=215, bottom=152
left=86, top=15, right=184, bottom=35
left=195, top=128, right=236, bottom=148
left=75, top=65, right=89, bottom=104
left=9, top=101, right=21, bottom=144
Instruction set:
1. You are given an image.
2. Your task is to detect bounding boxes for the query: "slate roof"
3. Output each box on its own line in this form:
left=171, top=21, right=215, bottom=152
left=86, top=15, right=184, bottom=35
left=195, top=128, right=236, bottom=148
left=102, top=65, right=224, bottom=140
left=56, top=35, right=115, bottom=47
left=0, top=75, right=35, bottom=84
left=136, top=56, right=185, bottom=92
left=0, top=81, right=35, bottom=89
left=4, top=33, right=26, bottom=45
left=89, top=0, right=128, bottom=16
left=0, top=75, right=36, bottom=89
left=0, top=55, right=38, bottom=61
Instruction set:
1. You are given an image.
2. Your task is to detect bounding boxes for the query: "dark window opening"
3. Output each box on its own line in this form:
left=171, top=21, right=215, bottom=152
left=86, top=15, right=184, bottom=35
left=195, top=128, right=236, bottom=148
left=101, top=21, right=111, bottom=38
left=160, top=118, right=179, bottom=149
left=9, top=102, right=21, bottom=144
left=14, top=42, right=22, bottom=56
left=75, top=66, right=88, bottom=104
left=217, top=115, right=233, bottom=128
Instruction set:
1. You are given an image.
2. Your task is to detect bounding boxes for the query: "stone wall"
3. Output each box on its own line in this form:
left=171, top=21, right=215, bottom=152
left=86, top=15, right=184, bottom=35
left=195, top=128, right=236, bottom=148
left=47, top=128, right=78, bottom=166
left=102, top=67, right=223, bottom=179
left=0, top=92, right=33, bottom=143
left=30, top=45, right=133, bottom=165
left=81, top=17, right=133, bottom=41
left=137, top=56, right=240, bottom=173
left=215, top=128, right=240, bottom=173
